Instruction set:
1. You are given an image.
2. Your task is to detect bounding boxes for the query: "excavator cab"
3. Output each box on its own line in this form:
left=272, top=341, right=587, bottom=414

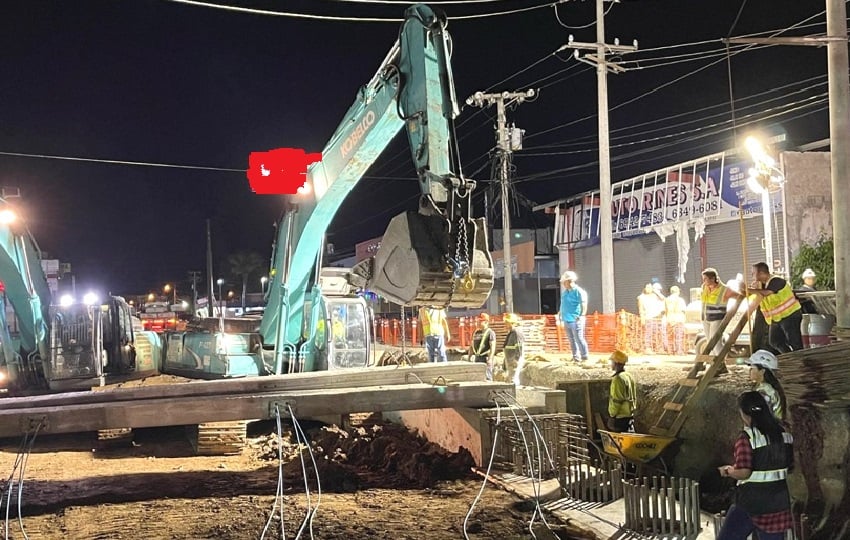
left=351, top=212, right=493, bottom=308
left=47, top=303, right=105, bottom=389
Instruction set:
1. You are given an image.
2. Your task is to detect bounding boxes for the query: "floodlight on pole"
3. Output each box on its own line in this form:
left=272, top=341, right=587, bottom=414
left=745, top=136, right=785, bottom=271
left=216, top=278, right=225, bottom=330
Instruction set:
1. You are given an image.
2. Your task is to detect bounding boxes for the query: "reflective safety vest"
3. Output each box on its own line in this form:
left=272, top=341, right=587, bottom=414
left=736, top=426, right=794, bottom=515
left=608, top=371, right=637, bottom=419
left=701, top=284, right=727, bottom=321
left=420, top=308, right=446, bottom=336
left=759, top=278, right=801, bottom=324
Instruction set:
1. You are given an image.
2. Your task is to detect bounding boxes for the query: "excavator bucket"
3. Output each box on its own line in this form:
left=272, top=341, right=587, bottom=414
left=352, top=211, right=493, bottom=308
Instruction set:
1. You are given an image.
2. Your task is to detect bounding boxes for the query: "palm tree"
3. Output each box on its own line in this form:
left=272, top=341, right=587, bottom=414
left=227, top=251, right=266, bottom=312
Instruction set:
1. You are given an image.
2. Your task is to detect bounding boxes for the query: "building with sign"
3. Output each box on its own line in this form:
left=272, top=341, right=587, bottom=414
left=535, top=147, right=831, bottom=313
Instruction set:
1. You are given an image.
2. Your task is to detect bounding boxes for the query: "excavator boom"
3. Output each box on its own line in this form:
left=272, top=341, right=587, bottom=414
left=260, top=4, right=493, bottom=366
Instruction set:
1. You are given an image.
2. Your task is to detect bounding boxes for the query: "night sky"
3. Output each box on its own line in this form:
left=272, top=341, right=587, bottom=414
left=0, top=0, right=830, bottom=297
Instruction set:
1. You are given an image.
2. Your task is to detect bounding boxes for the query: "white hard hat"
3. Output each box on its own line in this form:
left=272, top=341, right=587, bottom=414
left=802, top=268, right=816, bottom=279
left=747, top=349, right=778, bottom=371
left=561, top=271, right=578, bottom=282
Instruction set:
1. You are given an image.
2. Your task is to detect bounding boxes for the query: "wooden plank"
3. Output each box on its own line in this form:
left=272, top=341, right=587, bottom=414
left=677, top=378, right=700, bottom=387
left=0, top=362, right=489, bottom=410
left=662, top=402, right=684, bottom=412
left=0, top=381, right=513, bottom=437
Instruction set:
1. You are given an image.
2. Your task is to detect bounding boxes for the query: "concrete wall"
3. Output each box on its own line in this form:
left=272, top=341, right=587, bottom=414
left=783, top=151, right=832, bottom=253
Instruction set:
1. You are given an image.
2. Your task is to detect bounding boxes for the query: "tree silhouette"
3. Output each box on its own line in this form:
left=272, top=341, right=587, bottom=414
left=227, top=251, right=266, bottom=312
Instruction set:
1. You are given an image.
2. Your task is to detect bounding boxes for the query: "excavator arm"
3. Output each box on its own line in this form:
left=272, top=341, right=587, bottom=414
left=259, top=4, right=493, bottom=361
left=352, top=4, right=494, bottom=308
left=0, top=199, right=52, bottom=387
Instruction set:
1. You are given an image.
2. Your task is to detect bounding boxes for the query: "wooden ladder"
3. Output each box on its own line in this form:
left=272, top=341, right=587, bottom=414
left=650, top=295, right=762, bottom=438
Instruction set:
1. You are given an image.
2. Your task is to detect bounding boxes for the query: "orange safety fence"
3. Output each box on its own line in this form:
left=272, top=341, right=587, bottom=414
left=373, top=310, right=680, bottom=356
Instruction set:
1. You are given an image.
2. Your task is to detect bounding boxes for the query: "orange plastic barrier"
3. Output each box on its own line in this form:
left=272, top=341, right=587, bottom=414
left=373, top=311, right=662, bottom=355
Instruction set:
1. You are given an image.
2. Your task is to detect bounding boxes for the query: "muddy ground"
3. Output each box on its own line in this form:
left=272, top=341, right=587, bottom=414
left=0, top=351, right=756, bottom=540
left=0, top=415, right=593, bottom=540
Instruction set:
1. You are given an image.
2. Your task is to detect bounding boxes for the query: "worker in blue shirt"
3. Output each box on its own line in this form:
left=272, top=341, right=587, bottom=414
left=559, top=271, right=589, bottom=362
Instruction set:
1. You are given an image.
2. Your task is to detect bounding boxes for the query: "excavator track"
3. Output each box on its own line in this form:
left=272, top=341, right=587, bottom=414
left=189, top=421, right=249, bottom=456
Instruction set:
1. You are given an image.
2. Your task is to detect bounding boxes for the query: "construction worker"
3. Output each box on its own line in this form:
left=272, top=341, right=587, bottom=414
left=559, top=271, right=589, bottom=362
left=747, top=262, right=803, bottom=353
left=797, top=268, right=818, bottom=314
left=607, top=350, right=637, bottom=433
left=418, top=306, right=451, bottom=362
left=716, top=391, right=794, bottom=540
left=800, top=268, right=817, bottom=291
left=700, top=268, right=737, bottom=356
left=638, top=283, right=665, bottom=354
left=662, top=285, right=687, bottom=355
left=502, top=313, right=524, bottom=385
left=746, top=349, right=786, bottom=421
left=469, top=313, right=496, bottom=381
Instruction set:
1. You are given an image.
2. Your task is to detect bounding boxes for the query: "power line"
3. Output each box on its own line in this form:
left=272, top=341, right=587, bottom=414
left=510, top=100, right=829, bottom=185
left=523, top=75, right=829, bottom=151
left=163, top=0, right=561, bottom=22
left=0, top=150, right=244, bottom=173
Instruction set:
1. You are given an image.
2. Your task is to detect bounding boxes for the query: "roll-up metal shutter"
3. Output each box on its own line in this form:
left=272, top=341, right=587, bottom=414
left=573, top=244, right=602, bottom=314
left=613, top=234, right=668, bottom=312
left=571, top=226, right=708, bottom=314
left=704, top=213, right=786, bottom=285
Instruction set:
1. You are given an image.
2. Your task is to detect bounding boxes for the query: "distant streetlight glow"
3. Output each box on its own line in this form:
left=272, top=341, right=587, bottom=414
left=163, top=283, right=177, bottom=304
left=260, top=276, right=268, bottom=296
left=216, top=278, right=225, bottom=328
left=83, top=292, right=98, bottom=305
left=59, top=294, right=74, bottom=307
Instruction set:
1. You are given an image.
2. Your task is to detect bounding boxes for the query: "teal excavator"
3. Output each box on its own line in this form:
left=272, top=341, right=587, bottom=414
left=0, top=198, right=161, bottom=394
left=163, top=4, right=493, bottom=378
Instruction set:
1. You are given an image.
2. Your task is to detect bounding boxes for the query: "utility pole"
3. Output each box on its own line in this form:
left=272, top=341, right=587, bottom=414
left=187, top=270, right=201, bottom=315
left=827, top=0, right=850, bottom=336
left=568, top=0, right=637, bottom=314
left=727, top=0, right=850, bottom=335
left=466, top=89, right=535, bottom=313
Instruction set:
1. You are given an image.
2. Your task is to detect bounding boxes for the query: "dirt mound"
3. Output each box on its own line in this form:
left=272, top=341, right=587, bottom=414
left=253, top=420, right=476, bottom=491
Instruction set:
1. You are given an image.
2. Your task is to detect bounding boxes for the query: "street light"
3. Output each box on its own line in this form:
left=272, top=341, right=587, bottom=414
left=745, top=136, right=786, bottom=271
left=163, top=283, right=176, bottom=305
left=260, top=276, right=268, bottom=296
left=216, top=279, right=224, bottom=316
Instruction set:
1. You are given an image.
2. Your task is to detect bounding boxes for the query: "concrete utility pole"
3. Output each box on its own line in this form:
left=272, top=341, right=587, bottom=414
left=727, top=0, right=850, bottom=334
left=568, top=0, right=637, bottom=314
left=827, top=0, right=850, bottom=335
left=466, top=89, right=535, bottom=313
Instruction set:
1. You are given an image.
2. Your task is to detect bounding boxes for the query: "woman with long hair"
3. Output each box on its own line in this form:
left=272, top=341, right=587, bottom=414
left=716, top=391, right=794, bottom=540
left=746, top=349, right=787, bottom=421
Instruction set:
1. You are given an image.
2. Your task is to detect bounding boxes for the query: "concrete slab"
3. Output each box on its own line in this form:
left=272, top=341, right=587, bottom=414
left=386, top=386, right=566, bottom=466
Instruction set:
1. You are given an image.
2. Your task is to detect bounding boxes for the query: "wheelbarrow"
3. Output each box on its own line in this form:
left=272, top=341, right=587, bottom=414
left=597, top=430, right=677, bottom=477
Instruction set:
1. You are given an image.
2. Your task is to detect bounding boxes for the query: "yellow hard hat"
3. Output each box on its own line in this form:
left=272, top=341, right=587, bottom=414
left=504, top=313, right=521, bottom=324
left=609, top=350, right=629, bottom=364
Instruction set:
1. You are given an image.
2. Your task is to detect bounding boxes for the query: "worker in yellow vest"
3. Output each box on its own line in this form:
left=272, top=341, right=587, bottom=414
left=700, top=268, right=737, bottom=355
left=747, top=262, right=803, bottom=353
left=469, top=313, right=496, bottom=380
left=607, top=350, right=637, bottom=433
left=418, top=306, right=451, bottom=362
